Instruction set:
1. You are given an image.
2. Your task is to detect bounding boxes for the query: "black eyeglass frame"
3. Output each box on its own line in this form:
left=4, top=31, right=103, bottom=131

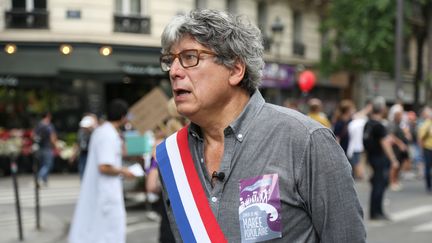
left=159, top=49, right=218, bottom=72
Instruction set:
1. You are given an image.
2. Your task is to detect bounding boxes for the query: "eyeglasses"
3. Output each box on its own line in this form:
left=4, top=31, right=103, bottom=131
left=160, top=49, right=218, bottom=72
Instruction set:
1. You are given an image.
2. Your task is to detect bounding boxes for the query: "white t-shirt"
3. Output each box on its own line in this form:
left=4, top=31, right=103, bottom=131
left=68, top=122, right=126, bottom=243
left=347, top=118, right=367, bottom=159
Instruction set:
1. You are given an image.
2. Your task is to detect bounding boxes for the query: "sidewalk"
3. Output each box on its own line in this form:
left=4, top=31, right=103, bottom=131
left=0, top=175, right=71, bottom=243
left=1, top=206, right=68, bottom=243
left=0, top=173, right=155, bottom=243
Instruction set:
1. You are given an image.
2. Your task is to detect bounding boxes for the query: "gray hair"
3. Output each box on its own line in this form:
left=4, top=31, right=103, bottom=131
left=161, top=9, right=265, bottom=94
left=371, top=96, right=387, bottom=114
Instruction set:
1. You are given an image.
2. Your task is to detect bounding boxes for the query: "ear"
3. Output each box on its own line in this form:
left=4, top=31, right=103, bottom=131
left=228, top=59, right=246, bottom=86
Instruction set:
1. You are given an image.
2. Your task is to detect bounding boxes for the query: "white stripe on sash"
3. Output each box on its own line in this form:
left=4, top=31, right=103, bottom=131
left=165, top=134, right=211, bottom=243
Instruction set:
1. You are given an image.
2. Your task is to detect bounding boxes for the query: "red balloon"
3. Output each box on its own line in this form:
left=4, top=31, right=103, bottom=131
left=298, top=70, right=316, bottom=93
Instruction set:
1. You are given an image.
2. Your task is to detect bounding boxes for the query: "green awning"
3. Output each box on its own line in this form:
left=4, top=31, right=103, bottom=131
left=0, top=43, right=163, bottom=79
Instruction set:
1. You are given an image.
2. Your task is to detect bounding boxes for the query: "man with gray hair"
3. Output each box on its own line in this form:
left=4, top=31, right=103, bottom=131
left=156, top=9, right=366, bottom=242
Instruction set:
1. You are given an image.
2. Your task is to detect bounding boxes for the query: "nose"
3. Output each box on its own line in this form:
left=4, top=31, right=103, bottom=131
left=169, top=58, right=185, bottom=79
left=170, top=57, right=182, bottom=70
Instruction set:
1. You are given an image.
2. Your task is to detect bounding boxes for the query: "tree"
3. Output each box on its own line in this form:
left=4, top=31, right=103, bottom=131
left=321, top=0, right=430, bottom=110
left=320, top=0, right=397, bottom=75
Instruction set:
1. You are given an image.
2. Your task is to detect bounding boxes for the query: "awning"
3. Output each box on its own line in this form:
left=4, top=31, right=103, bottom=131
left=0, top=43, right=163, bottom=80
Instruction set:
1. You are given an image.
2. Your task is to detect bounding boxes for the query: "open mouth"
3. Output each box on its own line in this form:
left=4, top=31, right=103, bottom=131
left=174, top=88, right=191, bottom=96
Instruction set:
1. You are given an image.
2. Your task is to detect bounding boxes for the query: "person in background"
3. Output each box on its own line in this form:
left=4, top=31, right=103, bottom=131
left=307, top=98, right=331, bottom=128
left=347, top=101, right=372, bottom=180
left=71, top=113, right=98, bottom=179
left=332, top=99, right=355, bottom=155
left=417, top=106, right=432, bottom=194
left=156, top=9, right=366, bottom=242
left=283, top=98, right=299, bottom=111
left=407, top=111, right=423, bottom=179
left=414, top=106, right=431, bottom=179
left=34, top=111, right=58, bottom=187
left=68, top=99, right=135, bottom=243
left=387, top=104, right=410, bottom=191
left=363, top=96, right=400, bottom=220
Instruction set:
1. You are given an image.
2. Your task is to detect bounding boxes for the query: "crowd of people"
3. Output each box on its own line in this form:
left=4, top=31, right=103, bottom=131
left=297, top=95, right=432, bottom=221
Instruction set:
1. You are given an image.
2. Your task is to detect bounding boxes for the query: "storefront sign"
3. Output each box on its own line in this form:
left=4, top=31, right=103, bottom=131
left=122, top=63, right=164, bottom=76
left=261, top=63, right=296, bottom=88
left=0, top=76, right=18, bottom=86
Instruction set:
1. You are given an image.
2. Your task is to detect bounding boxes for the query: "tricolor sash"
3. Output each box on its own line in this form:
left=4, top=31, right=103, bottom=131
left=156, top=126, right=227, bottom=243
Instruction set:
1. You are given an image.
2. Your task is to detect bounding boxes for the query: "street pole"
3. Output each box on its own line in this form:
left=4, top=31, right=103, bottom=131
left=11, top=156, right=24, bottom=241
left=33, top=151, right=41, bottom=230
left=395, top=0, right=404, bottom=102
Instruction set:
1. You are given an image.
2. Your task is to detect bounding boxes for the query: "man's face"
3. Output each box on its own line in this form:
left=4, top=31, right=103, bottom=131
left=167, top=35, right=233, bottom=120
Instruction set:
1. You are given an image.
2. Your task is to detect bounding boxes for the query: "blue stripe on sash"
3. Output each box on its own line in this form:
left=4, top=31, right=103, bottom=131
left=156, top=139, right=196, bottom=243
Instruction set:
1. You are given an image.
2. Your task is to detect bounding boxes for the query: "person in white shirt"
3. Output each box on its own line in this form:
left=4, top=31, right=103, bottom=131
left=347, top=102, right=372, bottom=180
left=68, top=99, right=135, bottom=243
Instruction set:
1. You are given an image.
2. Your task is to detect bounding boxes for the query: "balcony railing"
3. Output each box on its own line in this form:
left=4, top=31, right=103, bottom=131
left=114, top=15, right=151, bottom=34
left=5, top=9, right=49, bottom=29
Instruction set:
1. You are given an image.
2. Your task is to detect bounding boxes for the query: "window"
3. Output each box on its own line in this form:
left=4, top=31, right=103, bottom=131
left=257, top=1, right=271, bottom=51
left=130, top=0, right=141, bottom=15
left=115, top=0, right=141, bottom=15
left=12, top=0, right=46, bottom=11
left=12, top=0, right=26, bottom=9
left=195, top=0, right=207, bottom=9
left=292, top=11, right=305, bottom=56
left=34, top=0, right=47, bottom=10
left=6, top=0, right=48, bottom=29
left=114, top=0, right=151, bottom=34
left=226, top=0, right=238, bottom=13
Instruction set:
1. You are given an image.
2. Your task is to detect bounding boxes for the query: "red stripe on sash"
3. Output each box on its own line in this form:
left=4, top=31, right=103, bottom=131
left=176, top=127, right=227, bottom=243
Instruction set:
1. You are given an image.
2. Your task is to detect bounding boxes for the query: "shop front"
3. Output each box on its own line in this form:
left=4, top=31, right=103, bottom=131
left=0, top=42, right=166, bottom=174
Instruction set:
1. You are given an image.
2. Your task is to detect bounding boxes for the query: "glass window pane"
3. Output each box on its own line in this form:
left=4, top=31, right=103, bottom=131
left=131, top=0, right=141, bottom=14
left=34, top=0, right=46, bottom=9
left=226, top=0, right=237, bottom=13
left=12, top=0, right=26, bottom=9
left=293, top=11, right=302, bottom=42
left=115, top=0, right=122, bottom=13
left=195, top=0, right=207, bottom=9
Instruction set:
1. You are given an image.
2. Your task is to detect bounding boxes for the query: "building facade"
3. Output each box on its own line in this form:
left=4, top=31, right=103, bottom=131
left=1, top=0, right=424, bottom=133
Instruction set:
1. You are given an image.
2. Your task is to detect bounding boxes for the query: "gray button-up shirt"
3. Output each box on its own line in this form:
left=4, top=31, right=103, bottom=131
left=161, top=91, right=366, bottom=243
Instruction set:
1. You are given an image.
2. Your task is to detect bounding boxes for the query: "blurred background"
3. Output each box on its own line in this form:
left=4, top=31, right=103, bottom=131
left=0, top=0, right=431, bottom=168
left=0, top=0, right=431, bottom=242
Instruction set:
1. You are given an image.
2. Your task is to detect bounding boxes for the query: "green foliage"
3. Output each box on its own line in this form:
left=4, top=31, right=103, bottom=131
left=320, top=0, right=397, bottom=75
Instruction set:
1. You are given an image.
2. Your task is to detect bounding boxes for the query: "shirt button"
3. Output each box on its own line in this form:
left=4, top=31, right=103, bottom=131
left=211, top=197, right=218, bottom=203
left=237, top=134, right=243, bottom=141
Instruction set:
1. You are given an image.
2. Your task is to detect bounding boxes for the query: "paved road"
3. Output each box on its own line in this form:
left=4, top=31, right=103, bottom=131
left=1, top=172, right=432, bottom=243
left=356, top=174, right=432, bottom=243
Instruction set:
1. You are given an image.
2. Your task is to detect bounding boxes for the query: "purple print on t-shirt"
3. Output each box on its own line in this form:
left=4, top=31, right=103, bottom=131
left=239, top=173, right=282, bottom=242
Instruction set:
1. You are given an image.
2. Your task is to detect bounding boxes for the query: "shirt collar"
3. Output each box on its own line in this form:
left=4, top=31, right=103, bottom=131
left=189, top=90, right=265, bottom=142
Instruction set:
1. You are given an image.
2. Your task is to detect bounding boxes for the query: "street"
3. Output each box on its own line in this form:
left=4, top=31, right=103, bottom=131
left=1, top=172, right=431, bottom=243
